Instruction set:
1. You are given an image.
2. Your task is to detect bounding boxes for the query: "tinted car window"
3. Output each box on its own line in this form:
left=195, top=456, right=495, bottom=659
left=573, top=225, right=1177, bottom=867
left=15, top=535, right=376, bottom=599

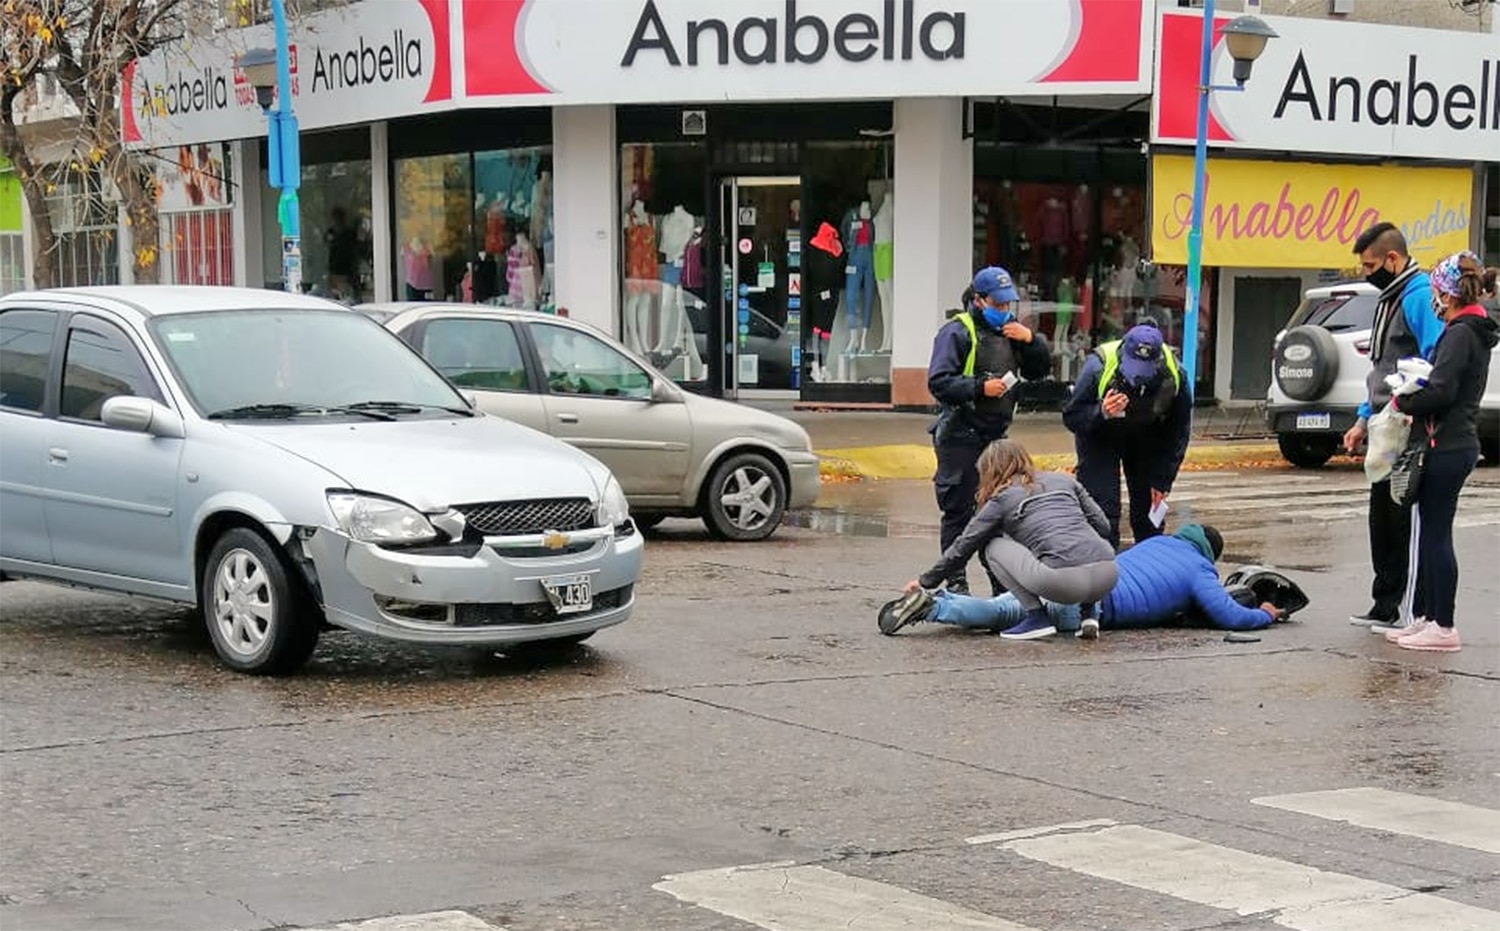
left=0, top=309, right=57, bottom=412
left=532, top=322, right=651, bottom=400
left=60, top=318, right=162, bottom=421
left=1289, top=293, right=1378, bottom=332
left=421, top=318, right=529, bottom=391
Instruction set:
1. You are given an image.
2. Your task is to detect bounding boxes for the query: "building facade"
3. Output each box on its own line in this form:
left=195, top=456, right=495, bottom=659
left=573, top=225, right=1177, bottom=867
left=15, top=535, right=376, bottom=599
left=23, top=0, right=1493, bottom=407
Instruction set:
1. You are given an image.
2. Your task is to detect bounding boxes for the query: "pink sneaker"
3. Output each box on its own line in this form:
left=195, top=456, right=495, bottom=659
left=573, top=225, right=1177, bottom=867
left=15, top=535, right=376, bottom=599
left=1384, top=619, right=1430, bottom=643
left=1397, top=624, right=1462, bottom=653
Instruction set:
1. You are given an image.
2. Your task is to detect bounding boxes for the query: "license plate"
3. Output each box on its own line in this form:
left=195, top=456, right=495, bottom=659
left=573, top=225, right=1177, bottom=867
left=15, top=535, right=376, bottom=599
left=541, top=574, right=592, bottom=615
left=1296, top=412, right=1331, bottom=430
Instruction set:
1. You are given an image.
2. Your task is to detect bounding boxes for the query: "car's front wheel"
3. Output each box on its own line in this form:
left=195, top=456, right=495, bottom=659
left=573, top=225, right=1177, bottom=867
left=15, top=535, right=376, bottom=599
left=201, top=528, right=320, bottom=675
left=702, top=452, right=787, bottom=542
left=1277, top=432, right=1339, bottom=469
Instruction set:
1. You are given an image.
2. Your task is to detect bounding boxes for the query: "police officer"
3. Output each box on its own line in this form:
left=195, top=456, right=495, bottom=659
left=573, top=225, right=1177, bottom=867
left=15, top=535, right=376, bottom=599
left=1063, top=323, right=1192, bottom=549
left=926, top=266, right=1052, bottom=593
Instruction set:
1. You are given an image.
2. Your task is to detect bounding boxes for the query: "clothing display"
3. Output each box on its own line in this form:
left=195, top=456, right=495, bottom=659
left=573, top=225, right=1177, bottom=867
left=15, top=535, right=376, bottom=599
left=681, top=230, right=705, bottom=290
left=472, top=252, right=500, bottom=303
left=624, top=215, right=658, bottom=281
left=401, top=242, right=435, bottom=296
left=507, top=235, right=540, bottom=307
left=841, top=205, right=876, bottom=335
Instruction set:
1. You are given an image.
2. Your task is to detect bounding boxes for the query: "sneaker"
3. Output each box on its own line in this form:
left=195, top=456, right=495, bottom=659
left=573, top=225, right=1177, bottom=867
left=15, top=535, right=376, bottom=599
left=1350, top=607, right=1397, bottom=626
left=945, top=578, right=971, bottom=596
left=1396, top=624, right=1461, bottom=653
left=878, top=589, right=934, bottom=636
left=1000, top=610, right=1057, bottom=641
left=1076, top=618, right=1100, bottom=640
left=1384, top=618, right=1430, bottom=643
left=1375, top=616, right=1424, bottom=639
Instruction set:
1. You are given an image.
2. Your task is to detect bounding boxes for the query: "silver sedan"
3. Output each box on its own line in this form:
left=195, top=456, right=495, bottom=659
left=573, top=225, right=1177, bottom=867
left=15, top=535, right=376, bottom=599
left=360, top=303, right=820, bottom=541
left=0, top=287, right=643, bottom=674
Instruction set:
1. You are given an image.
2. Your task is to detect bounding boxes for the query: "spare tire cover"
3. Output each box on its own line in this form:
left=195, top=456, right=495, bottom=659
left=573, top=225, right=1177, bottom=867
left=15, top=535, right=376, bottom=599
left=1275, top=325, right=1339, bottom=401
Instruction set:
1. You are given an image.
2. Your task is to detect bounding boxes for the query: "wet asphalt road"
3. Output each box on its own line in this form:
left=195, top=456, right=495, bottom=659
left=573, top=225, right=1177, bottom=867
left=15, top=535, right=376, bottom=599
left=1, top=463, right=1497, bottom=931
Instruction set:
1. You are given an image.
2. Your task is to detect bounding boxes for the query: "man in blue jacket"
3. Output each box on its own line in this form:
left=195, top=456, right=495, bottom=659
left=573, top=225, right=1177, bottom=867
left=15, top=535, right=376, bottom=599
left=1340, top=223, right=1442, bottom=631
left=1063, top=322, right=1193, bottom=549
left=926, top=267, right=1052, bottom=593
left=881, top=524, right=1283, bottom=638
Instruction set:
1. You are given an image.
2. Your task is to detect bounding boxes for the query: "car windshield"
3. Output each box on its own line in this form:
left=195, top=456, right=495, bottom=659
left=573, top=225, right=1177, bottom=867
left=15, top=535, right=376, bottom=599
left=1288, top=292, right=1378, bottom=332
left=150, top=309, right=467, bottom=419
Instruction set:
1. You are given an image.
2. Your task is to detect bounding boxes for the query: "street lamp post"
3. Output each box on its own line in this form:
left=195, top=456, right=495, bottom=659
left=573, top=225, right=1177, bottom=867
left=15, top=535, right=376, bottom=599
left=235, top=0, right=301, bottom=293
left=1181, top=3, right=1277, bottom=390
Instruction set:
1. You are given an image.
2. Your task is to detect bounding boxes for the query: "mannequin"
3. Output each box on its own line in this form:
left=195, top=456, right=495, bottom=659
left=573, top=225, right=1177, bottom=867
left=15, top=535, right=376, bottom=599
left=401, top=237, right=433, bottom=300
left=840, top=200, right=875, bottom=354
left=540, top=209, right=555, bottom=306
left=1054, top=276, right=1076, bottom=381
left=655, top=205, right=701, bottom=378
left=508, top=232, right=540, bottom=307
left=622, top=200, right=658, bottom=353
left=871, top=183, right=894, bottom=353
left=805, top=221, right=844, bottom=382
left=530, top=170, right=552, bottom=244
left=1071, top=183, right=1092, bottom=280
left=473, top=250, right=499, bottom=303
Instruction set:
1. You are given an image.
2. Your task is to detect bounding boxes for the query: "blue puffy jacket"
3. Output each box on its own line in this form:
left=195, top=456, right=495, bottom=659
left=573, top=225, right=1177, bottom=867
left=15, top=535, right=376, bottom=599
left=1102, top=529, right=1272, bottom=630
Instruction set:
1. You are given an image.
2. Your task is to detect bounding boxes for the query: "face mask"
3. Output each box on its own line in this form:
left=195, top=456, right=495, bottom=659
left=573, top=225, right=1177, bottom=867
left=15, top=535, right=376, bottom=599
left=1365, top=257, right=1397, bottom=291
left=981, top=306, right=1014, bottom=330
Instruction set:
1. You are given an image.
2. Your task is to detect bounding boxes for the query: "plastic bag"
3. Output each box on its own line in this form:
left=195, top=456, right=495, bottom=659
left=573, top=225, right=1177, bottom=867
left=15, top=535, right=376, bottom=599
left=1364, top=399, right=1411, bottom=484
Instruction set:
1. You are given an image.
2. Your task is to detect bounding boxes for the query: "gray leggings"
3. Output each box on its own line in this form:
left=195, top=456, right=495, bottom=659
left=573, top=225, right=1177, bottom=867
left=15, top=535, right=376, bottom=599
left=981, top=537, right=1118, bottom=613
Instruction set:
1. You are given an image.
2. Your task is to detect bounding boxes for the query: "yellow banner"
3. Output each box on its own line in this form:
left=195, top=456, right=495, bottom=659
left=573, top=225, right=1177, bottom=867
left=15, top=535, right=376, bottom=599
left=1151, top=155, right=1472, bottom=268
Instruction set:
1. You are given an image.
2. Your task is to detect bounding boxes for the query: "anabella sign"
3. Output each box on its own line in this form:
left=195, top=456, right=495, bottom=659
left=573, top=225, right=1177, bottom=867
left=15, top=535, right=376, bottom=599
left=1154, top=11, right=1499, bottom=162
left=125, top=0, right=1151, bottom=147
left=619, top=0, right=966, bottom=68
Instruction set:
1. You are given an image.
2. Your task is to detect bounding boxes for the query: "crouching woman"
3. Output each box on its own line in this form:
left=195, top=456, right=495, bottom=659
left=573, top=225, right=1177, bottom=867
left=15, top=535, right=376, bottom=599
left=892, top=440, right=1118, bottom=640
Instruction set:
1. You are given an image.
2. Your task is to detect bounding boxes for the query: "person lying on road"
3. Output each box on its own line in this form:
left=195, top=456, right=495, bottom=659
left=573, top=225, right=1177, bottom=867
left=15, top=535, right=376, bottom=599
left=880, top=524, right=1286, bottom=639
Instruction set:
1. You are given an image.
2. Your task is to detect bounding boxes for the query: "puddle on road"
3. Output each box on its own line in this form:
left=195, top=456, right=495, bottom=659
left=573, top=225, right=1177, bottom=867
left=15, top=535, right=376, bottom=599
left=784, top=508, right=894, bottom=538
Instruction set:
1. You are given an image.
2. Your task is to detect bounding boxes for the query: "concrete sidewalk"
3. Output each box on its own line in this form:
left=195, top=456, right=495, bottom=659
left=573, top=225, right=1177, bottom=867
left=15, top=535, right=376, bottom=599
left=775, top=408, right=1283, bottom=481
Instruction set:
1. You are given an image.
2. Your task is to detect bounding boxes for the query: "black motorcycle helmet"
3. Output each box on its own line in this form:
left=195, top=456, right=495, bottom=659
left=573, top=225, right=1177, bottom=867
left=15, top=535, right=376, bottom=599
left=1224, top=566, right=1310, bottom=619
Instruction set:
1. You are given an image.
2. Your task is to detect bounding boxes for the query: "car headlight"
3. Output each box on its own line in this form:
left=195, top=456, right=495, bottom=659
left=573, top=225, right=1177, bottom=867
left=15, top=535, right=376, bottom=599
left=597, top=476, right=631, bottom=528
left=327, top=492, right=439, bottom=544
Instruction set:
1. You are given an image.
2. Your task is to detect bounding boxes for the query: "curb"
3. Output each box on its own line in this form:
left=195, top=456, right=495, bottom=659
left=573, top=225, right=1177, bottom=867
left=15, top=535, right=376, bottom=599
left=818, top=442, right=1285, bottom=482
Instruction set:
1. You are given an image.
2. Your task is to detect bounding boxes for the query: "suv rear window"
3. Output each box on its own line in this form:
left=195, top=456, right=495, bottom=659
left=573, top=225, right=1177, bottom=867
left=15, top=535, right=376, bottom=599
left=1287, top=292, right=1378, bottom=332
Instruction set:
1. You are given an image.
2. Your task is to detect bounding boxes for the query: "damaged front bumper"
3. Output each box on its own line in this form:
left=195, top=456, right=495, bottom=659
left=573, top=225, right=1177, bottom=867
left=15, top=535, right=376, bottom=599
left=301, top=523, right=644, bottom=645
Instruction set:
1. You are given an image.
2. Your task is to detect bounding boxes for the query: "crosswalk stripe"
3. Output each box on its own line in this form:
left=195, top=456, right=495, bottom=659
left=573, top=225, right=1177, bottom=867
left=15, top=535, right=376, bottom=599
left=298, top=912, right=500, bottom=931
left=999, top=824, right=1499, bottom=931
left=654, top=863, right=1038, bottom=931
left=1252, top=787, right=1500, bottom=855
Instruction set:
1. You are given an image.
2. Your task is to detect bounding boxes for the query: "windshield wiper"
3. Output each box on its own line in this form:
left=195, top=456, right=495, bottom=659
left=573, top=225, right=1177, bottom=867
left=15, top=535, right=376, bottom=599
left=345, top=400, right=474, bottom=417
left=206, top=403, right=396, bottom=421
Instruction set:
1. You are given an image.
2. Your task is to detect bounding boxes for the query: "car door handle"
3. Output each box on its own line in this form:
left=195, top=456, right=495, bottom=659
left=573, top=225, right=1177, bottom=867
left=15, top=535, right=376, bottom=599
left=556, top=413, right=579, bottom=424
left=47, top=447, right=69, bottom=463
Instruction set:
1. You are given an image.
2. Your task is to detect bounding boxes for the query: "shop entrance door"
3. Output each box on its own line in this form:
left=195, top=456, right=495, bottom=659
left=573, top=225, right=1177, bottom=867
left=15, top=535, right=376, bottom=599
left=717, top=177, right=802, bottom=399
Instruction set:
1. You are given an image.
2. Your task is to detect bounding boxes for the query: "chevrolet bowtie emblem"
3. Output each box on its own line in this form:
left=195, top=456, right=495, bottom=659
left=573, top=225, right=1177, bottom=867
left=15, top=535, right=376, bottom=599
left=542, top=530, right=569, bottom=550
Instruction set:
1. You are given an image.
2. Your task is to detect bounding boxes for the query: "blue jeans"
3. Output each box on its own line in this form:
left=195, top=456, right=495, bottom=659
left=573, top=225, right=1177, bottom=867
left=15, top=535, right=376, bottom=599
left=929, top=591, right=1087, bottom=632
left=844, top=245, right=875, bottom=329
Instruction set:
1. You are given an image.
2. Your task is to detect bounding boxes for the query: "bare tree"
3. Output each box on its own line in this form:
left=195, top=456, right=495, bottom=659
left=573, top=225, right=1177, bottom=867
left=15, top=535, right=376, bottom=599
left=1, top=0, right=194, bottom=288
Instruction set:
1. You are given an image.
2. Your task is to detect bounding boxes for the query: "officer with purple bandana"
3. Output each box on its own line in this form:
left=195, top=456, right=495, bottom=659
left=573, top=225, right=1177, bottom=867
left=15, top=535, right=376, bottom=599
left=1063, top=322, right=1193, bottom=549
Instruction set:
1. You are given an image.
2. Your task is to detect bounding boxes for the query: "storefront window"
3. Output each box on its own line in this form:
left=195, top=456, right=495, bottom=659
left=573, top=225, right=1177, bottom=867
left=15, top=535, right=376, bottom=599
left=299, top=160, right=373, bottom=302
left=394, top=146, right=554, bottom=310
left=619, top=142, right=710, bottom=385
left=974, top=177, right=1149, bottom=385
left=1484, top=163, right=1498, bottom=268
left=155, top=144, right=235, bottom=286
left=801, top=141, right=894, bottom=391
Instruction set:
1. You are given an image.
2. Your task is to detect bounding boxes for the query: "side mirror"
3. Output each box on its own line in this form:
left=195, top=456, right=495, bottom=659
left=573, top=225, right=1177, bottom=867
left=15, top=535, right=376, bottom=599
left=650, top=379, right=681, bottom=404
left=101, top=396, right=186, bottom=439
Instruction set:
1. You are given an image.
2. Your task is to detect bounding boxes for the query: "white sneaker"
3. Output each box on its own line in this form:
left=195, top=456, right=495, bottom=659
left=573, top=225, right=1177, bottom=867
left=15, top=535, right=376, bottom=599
left=1384, top=619, right=1431, bottom=643
left=1076, top=618, right=1100, bottom=640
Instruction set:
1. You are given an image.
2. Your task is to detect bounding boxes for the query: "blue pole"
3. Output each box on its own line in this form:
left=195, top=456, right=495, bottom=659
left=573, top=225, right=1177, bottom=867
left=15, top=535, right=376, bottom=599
left=271, top=0, right=301, bottom=293
left=1182, top=0, right=1215, bottom=397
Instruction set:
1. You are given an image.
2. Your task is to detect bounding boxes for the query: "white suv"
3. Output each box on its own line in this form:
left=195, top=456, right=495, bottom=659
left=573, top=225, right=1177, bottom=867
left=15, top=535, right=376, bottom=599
left=1265, top=282, right=1500, bottom=468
